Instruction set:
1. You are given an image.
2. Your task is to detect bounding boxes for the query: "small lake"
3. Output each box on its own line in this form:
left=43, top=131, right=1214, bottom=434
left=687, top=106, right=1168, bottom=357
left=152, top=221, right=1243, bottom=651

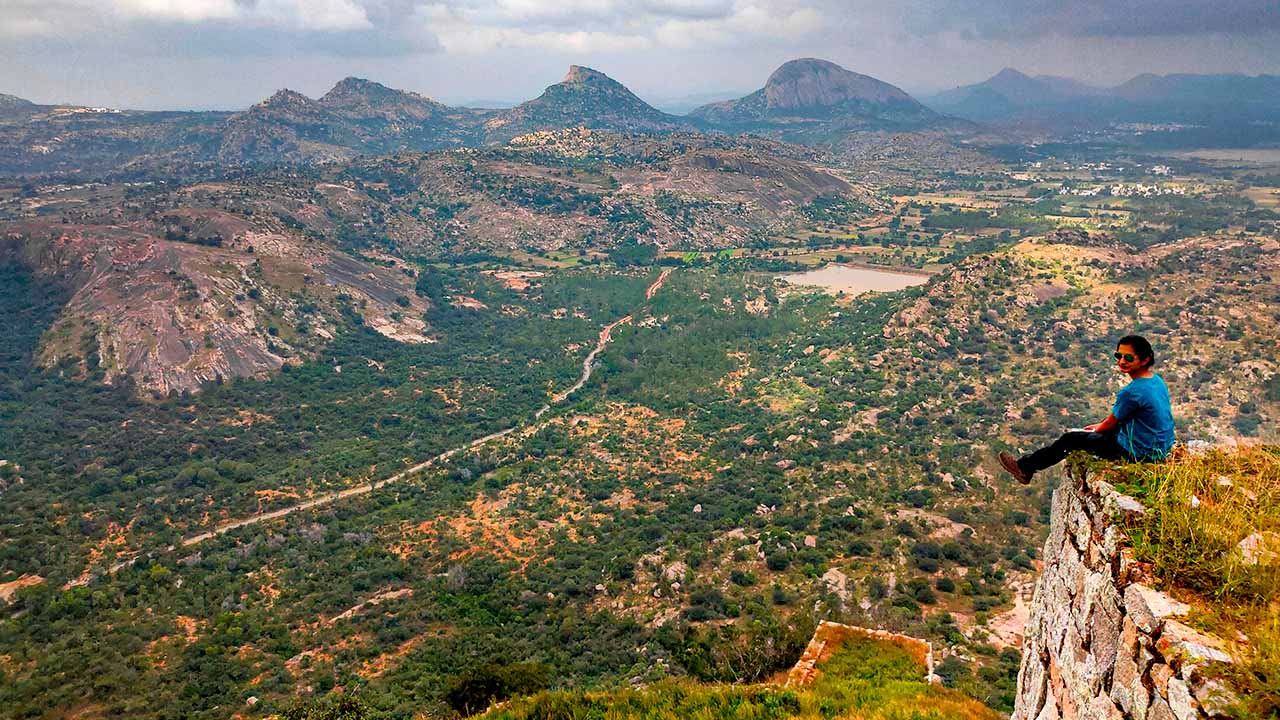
left=778, top=264, right=929, bottom=296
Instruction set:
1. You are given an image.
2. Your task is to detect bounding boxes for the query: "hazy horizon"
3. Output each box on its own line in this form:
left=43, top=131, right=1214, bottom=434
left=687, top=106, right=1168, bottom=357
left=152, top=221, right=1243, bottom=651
left=2, top=0, right=1278, bottom=111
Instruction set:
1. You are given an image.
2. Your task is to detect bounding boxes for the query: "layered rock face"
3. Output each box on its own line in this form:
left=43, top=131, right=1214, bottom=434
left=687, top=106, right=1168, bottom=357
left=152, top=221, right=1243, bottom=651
left=1014, top=470, right=1235, bottom=720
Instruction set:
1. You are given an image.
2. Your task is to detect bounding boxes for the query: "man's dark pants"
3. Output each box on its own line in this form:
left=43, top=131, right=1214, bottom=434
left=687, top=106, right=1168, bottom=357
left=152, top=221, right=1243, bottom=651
left=1018, top=430, right=1130, bottom=478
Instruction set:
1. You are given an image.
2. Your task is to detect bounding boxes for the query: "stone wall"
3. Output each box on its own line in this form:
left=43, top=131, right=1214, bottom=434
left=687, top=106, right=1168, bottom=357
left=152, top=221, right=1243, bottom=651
left=786, top=621, right=938, bottom=687
left=1012, top=469, right=1236, bottom=720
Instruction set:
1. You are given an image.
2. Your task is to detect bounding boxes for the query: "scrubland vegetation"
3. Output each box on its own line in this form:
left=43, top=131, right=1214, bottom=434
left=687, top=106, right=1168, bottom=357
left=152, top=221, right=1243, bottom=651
left=477, top=633, right=998, bottom=720
left=1, top=140, right=1278, bottom=719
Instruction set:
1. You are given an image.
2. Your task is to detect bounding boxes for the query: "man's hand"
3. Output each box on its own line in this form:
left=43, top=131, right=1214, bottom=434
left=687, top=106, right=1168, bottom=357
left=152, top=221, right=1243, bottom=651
left=1081, top=423, right=1100, bottom=433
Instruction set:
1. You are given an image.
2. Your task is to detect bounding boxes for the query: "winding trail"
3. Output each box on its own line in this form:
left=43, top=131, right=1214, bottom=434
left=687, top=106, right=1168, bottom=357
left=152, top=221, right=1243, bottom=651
left=646, top=267, right=673, bottom=300
left=176, top=267, right=675, bottom=549
left=548, top=314, right=631, bottom=406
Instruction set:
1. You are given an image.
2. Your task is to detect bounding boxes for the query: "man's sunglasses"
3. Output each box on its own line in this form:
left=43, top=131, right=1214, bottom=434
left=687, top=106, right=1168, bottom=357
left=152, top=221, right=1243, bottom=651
left=1114, top=352, right=1137, bottom=362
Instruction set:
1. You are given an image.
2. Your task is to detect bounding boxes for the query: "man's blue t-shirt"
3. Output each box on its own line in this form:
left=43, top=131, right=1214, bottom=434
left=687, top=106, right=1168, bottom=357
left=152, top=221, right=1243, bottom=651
left=1112, top=375, right=1175, bottom=460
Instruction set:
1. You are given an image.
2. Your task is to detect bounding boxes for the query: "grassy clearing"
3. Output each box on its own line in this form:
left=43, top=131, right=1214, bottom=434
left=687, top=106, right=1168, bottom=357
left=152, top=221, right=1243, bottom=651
left=478, top=635, right=998, bottom=720
left=1108, top=446, right=1280, bottom=718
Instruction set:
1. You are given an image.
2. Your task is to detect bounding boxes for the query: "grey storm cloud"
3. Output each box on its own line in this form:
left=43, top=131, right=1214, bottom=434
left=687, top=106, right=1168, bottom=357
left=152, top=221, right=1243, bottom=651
left=7, top=0, right=1277, bottom=56
left=1071, top=0, right=1280, bottom=37
left=898, top=0, right=1280, bottom=39
left=12, top=22, right=436, bottom=60
left=1, top=0, right=1277, bottom=110
left=1, top=0, right=748, bottom=55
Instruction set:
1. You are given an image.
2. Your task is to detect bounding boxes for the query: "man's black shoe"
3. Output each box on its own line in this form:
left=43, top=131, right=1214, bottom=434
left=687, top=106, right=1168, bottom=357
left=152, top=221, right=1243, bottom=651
left=999, top=451, right=1032, bottom=485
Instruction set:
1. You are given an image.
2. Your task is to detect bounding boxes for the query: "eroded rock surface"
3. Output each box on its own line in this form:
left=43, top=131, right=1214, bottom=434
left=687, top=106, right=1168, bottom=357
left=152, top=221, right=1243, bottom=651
left=1013, top=470, right=1236, bottom=720
left=2, top=225, right=429, bottom=397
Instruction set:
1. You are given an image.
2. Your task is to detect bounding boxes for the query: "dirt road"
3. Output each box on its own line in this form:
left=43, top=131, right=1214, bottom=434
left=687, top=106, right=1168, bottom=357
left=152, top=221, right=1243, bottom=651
left=176, top=268, right=675, bottom=549
left=646, top=267, right=673, bottom=300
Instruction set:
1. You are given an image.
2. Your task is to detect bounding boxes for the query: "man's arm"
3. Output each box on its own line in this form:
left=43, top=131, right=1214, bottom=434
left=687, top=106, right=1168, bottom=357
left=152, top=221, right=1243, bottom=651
left=1083, top=413, right=1118, bottom=433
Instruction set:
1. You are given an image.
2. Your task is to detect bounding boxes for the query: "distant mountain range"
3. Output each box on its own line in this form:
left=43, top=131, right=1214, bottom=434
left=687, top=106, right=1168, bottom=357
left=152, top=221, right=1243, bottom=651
left=0, top=60, right=954, bottom=174
left=215, top=78, right=486, bottom=163
left=3, top=61, right=1279, bottom=176
left=926, top=68, right=1280, bottom=126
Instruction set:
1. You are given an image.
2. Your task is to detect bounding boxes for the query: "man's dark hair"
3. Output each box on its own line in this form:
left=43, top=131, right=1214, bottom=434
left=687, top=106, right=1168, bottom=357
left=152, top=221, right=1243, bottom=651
left=1117, top=334, right=1155, bottom=368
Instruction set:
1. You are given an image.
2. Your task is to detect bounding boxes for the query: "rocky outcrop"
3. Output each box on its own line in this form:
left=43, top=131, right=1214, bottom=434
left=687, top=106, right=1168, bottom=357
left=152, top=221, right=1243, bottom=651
left=1013, top=469, right=1236, bottom=720
left=2, top=224, right=430, bottom=397
left=689, top=58, right=941, bottom=139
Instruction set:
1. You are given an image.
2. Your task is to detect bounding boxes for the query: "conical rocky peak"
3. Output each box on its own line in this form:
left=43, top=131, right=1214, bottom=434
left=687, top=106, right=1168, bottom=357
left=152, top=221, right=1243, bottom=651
left=991, top=68, right=1032, bottom=82
left=483, top=65, right=688, bottom=142
left=562, top=65, right=617, bottom=86
left=321, top=77, right=396, bottom=103
left=256, top=89, right=317, bottom=111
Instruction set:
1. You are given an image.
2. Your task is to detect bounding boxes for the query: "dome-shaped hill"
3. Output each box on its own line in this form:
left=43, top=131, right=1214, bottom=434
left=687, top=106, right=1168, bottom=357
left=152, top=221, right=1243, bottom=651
left=761, top=58, right=918, bottom=110
left=690, top=58, right=940, bottom=141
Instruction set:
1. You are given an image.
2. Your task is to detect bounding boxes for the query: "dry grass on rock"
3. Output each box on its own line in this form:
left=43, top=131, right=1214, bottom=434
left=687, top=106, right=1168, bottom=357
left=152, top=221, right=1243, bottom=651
left=1109, top=446, right=1280, bottom=718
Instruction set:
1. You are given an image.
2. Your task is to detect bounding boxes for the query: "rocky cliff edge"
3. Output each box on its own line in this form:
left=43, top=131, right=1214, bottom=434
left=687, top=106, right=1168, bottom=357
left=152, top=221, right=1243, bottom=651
left=1013, top=466, right=1239, bottom=720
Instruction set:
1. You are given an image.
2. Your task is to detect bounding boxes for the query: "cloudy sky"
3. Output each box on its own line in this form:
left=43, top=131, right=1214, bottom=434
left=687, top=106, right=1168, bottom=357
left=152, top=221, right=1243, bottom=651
left=2, top=0, right=1277, bottom=110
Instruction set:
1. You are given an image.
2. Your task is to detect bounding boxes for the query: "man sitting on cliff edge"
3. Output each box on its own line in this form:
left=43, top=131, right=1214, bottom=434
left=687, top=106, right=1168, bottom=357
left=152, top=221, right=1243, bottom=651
left=999, top=334, right=1176, bottom=484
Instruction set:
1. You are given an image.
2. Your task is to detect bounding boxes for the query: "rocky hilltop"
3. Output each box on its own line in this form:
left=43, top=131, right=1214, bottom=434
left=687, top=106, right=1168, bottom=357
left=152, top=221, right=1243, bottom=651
left=1, top=215, right=430, bottom=397
left=318, top=77, right=450, bottom=119
left=0, top=92, right=36, bottom=114
left=216, top=79, right=486, bottom=163
left=691, top=58, right=940, bottom=140
left=483, top=66, right=691, bottom=143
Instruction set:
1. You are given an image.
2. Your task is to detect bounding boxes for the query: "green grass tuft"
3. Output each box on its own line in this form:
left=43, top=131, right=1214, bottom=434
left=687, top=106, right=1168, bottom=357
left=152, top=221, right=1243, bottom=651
left=1108, top=446, right=1280, bottom=719
left=478, top=635, right=998, bottom=720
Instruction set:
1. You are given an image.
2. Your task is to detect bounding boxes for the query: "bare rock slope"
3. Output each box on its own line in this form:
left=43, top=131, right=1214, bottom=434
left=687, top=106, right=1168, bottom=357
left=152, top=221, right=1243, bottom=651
left=2, top=218, right=429, bottom=397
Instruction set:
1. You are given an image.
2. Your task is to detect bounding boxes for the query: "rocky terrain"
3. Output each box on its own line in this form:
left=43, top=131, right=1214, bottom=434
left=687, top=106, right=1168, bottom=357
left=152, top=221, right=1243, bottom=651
left=0, top=129, right=861, bottom=395
left=0, top=61, right=982, bottom=178
left=1, top=216, right=429, bottom=397
left=215, top=78, right=488, bottom=164
left=1014, top=465, right=1251, bottom=720
left=0, top=104, right=228, bottom=177
left=482, top=66, right=694, bottom=143
left=873, top=229, right=1279, bottom=446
